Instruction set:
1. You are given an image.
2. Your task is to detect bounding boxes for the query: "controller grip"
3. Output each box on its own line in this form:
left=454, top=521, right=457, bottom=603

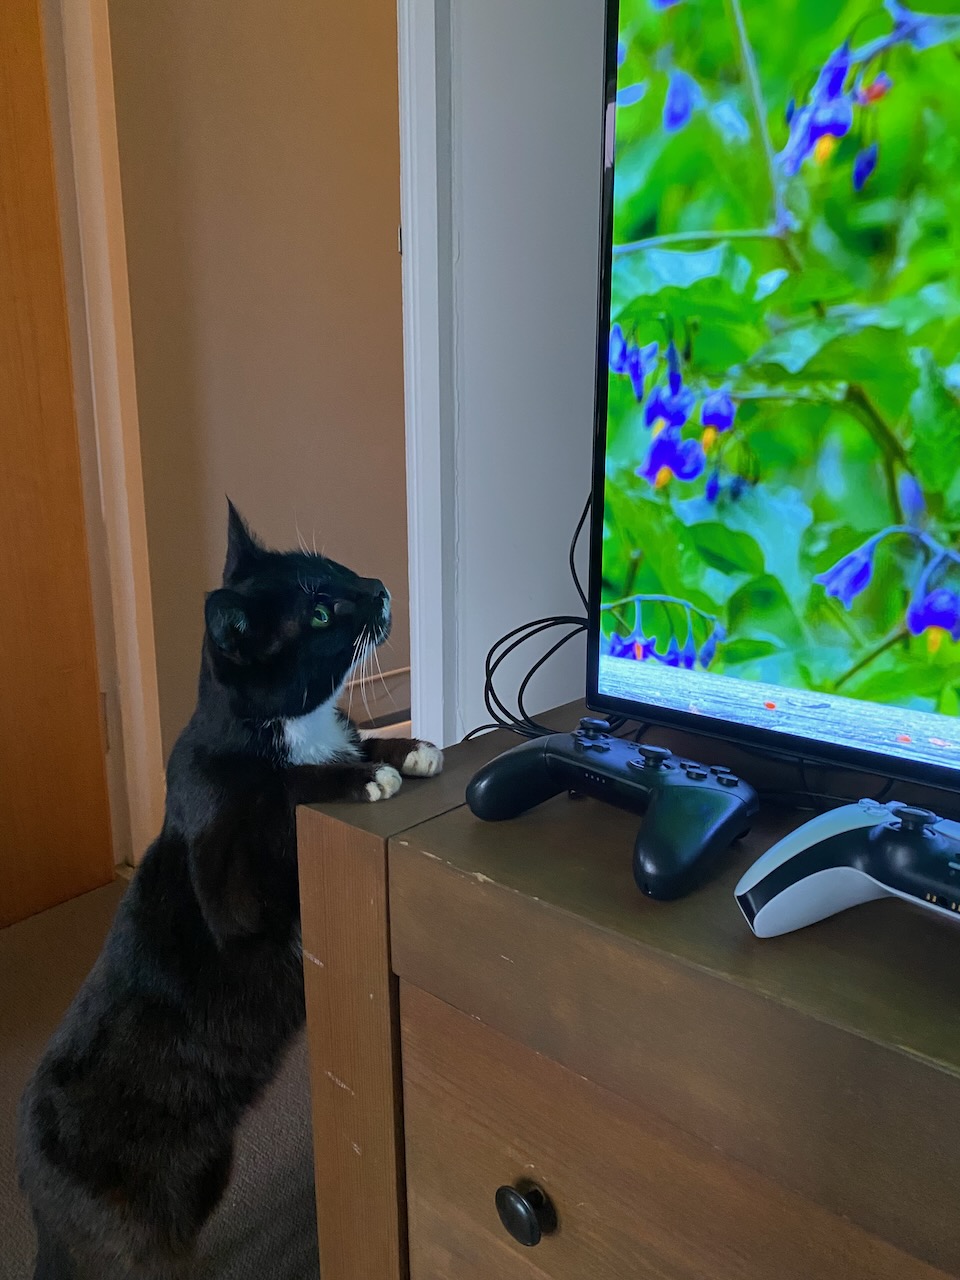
left=635, top=792, right=753, bottom=900
left=749, top=867, right=888, bottom=938
left=466, top=738, right=559, bottom=821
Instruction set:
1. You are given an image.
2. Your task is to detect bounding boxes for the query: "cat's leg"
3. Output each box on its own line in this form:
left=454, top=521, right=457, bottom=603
left=31, top=1210, right=77, bottom=1280
left=360, top=736, right=444, bottom=778
left=286, top=761, right=404, bottom=804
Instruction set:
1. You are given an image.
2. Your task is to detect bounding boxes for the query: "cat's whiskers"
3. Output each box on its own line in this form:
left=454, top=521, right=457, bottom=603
left=357, top=632, right=374, bottom=723
left=346, top=630, right=365, bottom=721
left=370, top=641, right=396, bottom=709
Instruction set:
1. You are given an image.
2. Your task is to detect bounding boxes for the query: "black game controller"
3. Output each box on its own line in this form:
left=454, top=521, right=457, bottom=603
left=466, top=718, right=759, bottom=900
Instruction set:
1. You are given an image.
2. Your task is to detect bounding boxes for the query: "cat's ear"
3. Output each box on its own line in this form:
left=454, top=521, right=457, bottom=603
left=205, top=588, right=252, bottom=661
left=223, top=499, right=265, bottom=584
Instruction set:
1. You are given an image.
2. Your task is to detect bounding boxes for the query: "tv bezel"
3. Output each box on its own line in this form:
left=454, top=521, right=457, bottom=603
left=585, top=0, right=960, bottom=792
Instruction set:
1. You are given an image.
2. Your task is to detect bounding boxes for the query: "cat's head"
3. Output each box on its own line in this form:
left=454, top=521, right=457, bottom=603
left=202, top=502, right=390, bottom=721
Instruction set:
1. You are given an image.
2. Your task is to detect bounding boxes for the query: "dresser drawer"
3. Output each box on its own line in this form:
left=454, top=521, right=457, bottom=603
left=400, top=983, right=948, bottom=1280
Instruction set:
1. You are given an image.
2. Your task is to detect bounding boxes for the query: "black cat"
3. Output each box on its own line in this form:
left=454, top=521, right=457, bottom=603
left=17, top=504, right=443, bottom=1279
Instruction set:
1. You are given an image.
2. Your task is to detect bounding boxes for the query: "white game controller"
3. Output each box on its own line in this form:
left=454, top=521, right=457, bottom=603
left=735, top=798, right=960, bottom=938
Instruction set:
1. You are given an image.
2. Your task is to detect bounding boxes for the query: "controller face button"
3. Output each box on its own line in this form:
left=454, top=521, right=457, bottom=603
left=717, top=774, right=740, bottom=787
left=685, top=767, right=708, bottom=781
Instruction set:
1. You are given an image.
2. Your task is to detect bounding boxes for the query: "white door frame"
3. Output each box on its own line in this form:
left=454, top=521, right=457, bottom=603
left=54, top=0, right=165, bottom=861
left=397, top=0, right=459, bottom=747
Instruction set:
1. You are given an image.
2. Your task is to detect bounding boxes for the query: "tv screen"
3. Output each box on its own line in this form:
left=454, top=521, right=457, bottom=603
left=588, top=0, right=960, bottom=786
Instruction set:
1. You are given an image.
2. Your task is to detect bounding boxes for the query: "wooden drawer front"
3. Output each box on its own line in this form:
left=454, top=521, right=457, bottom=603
left=391, top=829, right=960, bottom=1273
left=401, top=984, right=948, bottom=1280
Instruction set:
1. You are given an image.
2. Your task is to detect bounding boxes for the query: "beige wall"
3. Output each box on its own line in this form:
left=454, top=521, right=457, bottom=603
left=108, top=0, right=409, bottom=753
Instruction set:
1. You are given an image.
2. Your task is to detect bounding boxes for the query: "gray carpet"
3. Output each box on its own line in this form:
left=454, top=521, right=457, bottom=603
left=0, top=882, right=320, bottom=1280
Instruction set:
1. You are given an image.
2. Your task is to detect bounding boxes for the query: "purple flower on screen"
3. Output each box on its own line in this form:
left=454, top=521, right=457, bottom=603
left=700, top=390, right=736, bottom=433
left=853, top=143, right=879, bottom=191
left=666, top=341, right=682, bottom=395
left=627, top=341, right=660, bottom=403
left=777, top=42, right=854, bottom=176
left=698, top=623, right=725, bottom=669
left=705, top=471, right=721, bottom=504
left=815, top=542, right=875, bottom=609
left=906, top=587, right=960, bottom=641
left=816, top=41, right=851, bottom=100
left=609, top=324, right=629, bottom=374
left=644, top=383, right=696, bottom=430
left=663, top=635, right=682, bottom=667
left=680, top=621, right=698, bottom=670
left=603, top=631, right=637, bottom=659
left=898, top=473, right=925, bottom=526
left=638, top=425, right=706, bottom=488
left=609, top=327, right=658, bottom=404
left=663, top=69, right=703, bottom=133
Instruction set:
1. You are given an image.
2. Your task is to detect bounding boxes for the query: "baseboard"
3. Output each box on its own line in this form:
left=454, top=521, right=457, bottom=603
left=360, top=720, right=414, bottom=740
left=344, top=664, right=411, bottom=732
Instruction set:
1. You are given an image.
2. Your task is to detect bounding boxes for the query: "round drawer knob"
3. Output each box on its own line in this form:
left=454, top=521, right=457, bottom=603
left=494, top=1182, right=558, bottom=1247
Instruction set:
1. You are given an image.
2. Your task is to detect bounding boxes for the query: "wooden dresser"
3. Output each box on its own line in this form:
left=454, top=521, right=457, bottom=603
left=297, top=705, right=960, bottom=1280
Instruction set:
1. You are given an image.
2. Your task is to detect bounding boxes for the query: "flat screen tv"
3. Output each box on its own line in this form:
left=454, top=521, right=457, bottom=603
left=587, top=0, right=960, bottom=788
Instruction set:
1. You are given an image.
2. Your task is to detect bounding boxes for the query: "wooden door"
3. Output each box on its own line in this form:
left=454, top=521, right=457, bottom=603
left=0, top=0, right=114, bottom=926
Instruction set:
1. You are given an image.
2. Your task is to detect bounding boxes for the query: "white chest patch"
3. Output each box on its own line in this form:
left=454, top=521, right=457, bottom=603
left=281, top=698, right=360, bottom=765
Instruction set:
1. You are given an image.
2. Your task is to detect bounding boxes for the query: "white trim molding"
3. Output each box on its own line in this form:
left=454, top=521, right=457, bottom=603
left=397, top=0, right=458, bottom=748
left=59, top=0, right=165, bottom=861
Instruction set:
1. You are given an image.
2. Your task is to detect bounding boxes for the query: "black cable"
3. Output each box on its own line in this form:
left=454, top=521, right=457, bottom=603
left=517, top=625, right=586, bottom=726
left=461, top=723, right=499, bottom=741
left=484, top=616, right=586, bottom=738
left=461, top=494, right=595, bottom=741
left=873, top=776, right=897, bottom=803
left=460, top=492, right=663, bottom=742
left=569, top=493, right=591, bottom=610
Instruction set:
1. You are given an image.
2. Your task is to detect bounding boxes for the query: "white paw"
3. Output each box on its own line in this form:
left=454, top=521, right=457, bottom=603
left=401, top=742, right=444, bottom=778
left=364, top=765, right=402, bottom=802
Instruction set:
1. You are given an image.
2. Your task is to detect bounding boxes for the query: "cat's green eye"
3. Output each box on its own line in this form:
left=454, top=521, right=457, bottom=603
left=311, top=604, right=332, bottom=629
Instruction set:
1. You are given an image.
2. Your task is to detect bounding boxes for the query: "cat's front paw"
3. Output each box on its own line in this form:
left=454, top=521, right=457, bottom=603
left=364, top=764, right=403, bottom=802
left=401, top=742, right=444, bottom=777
